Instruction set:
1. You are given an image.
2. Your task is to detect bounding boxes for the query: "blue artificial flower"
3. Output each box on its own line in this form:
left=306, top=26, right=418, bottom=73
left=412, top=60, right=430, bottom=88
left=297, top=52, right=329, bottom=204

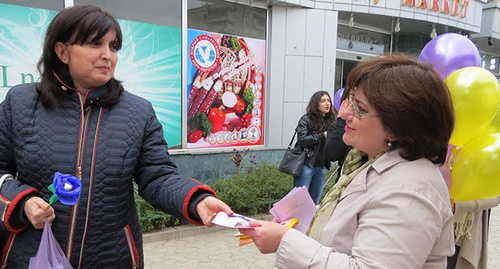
left=48, top=172, right=82, bottom=205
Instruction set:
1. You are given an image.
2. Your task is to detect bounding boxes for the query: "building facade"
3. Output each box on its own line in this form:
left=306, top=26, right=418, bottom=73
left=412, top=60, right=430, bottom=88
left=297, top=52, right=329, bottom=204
left=0, top=0, right=496, bottom=181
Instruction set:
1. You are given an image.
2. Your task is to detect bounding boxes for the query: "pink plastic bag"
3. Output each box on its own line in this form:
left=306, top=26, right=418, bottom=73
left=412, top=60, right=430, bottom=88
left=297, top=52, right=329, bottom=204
left=28, top=220, right=73, bottom=269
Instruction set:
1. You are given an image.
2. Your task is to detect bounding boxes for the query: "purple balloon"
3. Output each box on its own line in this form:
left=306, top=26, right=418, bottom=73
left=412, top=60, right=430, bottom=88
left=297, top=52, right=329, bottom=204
left=419, top=33, right=480, bottom=79
left=334, top=88, right=344, bottom=112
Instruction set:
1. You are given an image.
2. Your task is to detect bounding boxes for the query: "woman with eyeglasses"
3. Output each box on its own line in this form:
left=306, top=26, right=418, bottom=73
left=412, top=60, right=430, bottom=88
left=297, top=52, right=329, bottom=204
left=291, top=91, right=335, bottom=205
left=240, top=54, right=455, bottom=268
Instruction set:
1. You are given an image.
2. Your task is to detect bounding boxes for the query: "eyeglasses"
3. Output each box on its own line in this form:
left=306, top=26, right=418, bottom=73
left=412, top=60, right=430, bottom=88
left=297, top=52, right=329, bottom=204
left=348, top=94, right=378, bottom=118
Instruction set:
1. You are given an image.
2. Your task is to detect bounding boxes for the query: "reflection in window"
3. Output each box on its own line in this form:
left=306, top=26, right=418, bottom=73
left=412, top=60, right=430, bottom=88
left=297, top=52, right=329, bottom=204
left=0, top=0, right=63, bottom=10
left=481, top=54, right=500, bottom=74
left=74, top=0, right=181, bottom=27
left=188, top=0, right=266, bottom=40
left=392, top=33, right=431, bottom=57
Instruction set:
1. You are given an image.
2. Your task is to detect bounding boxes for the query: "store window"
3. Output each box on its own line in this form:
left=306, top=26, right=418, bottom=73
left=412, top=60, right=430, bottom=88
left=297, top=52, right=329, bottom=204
left=75, top=0, right=183, bottom=148
left=0, top=0, right=63, bottom=10
left=188, top=1, right=266, bottom=40
left=392, top=33, right=432, bottom=56
left=74, top=0, right=181, bottom=27
left=481, top=54, right=500, bottom=75
left=187, top=1, right=266, bottom=149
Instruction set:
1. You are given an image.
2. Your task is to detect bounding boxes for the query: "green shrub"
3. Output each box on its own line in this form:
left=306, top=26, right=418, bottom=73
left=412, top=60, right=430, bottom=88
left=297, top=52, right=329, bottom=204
left=210, top=163, right=293, bottom=215
left=135, top=193, right=187, bottom=232
left=135, top=164, right=292, bottom=232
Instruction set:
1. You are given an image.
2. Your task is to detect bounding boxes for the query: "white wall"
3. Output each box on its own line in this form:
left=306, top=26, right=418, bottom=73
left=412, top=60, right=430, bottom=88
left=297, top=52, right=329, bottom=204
left=266, top=6, right=338, bottom=148
left=480, top=2, right=500, bottom=40
left=272, top=0, right=484, bottom=33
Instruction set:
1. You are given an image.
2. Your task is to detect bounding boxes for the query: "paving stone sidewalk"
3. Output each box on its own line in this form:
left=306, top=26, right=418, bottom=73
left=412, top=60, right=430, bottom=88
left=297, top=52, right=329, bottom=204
left=143, top=214, right=275, bottom=269
left=144, top=207, right=500, bottom=268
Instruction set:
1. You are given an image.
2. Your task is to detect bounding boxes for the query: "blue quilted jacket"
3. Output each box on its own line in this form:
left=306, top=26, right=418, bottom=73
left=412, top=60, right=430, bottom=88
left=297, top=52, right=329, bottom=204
left=0, top=83, right=214, bottom=268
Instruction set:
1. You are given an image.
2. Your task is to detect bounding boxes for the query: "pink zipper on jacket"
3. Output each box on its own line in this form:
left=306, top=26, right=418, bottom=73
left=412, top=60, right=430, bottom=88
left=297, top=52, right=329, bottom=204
left=65, top=93, right=92, bottom=261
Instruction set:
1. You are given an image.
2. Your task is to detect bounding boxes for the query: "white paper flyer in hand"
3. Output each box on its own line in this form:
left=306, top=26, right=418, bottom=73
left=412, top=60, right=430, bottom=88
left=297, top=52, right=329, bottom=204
left=270, top=186, right=317, bottom=233
left=212, top=212, right=256, bottom=229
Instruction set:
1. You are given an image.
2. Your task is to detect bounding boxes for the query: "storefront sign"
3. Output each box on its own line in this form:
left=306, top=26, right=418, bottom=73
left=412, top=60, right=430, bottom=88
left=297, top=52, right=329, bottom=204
left=0, top=3, right=183, bottom=147
left=338, top=33, right=376, bottom=45
left=187, top=29, right=265, bottom=149
left=401, top=0, right=469, bottom=18
left=336, top=25, right=390, bottom=55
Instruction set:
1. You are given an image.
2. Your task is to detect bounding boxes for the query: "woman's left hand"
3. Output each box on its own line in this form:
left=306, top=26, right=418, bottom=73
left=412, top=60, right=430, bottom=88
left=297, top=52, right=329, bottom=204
left=239, top=220, right=289, bottom=254
left=196, top=196, right=233, bottom=226
left=338, top=98, right=350, bottom=119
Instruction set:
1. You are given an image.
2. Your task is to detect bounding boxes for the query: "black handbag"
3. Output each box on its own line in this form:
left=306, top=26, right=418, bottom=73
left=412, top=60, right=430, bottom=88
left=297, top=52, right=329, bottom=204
left=278, top=130, right=306, bottom=177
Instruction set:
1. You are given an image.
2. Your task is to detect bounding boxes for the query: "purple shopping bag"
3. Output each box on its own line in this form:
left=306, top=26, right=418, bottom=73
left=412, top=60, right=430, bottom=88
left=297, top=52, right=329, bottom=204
left=28, top=220, right=73, bottom=269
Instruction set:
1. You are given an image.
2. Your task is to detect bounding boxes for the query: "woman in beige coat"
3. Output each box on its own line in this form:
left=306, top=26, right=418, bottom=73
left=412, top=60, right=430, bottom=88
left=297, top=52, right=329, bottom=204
left=240, top=54, right=456, bottom=268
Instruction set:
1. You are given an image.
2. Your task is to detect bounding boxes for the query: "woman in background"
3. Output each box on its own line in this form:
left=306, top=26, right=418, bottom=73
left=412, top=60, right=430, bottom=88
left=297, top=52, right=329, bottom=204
left=292, top=91, right=335, bottom=204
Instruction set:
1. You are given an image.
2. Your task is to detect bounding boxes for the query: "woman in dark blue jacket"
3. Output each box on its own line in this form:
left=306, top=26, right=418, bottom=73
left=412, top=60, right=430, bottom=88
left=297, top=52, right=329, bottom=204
left=293, top=91, right=335, bottom=204
left=0, top=5, right=231, bottom=268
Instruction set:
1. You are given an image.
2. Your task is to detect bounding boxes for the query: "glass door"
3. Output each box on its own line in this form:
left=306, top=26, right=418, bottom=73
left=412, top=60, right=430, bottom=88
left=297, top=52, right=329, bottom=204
left=334, top=59, right=358, bottom=92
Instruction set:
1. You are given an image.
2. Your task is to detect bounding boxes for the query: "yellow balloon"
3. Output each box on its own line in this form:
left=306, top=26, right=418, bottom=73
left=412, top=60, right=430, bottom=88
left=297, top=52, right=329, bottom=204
left=445, top=67, right=500, bottom=146
left=481, top=106, right=500, bottom=135
left=450, top=133, right=500, bottom=201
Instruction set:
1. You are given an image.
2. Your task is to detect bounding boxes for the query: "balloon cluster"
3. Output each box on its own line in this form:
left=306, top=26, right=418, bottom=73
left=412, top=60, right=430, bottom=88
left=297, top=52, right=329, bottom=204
left=419, top=33, right=500, bottom=201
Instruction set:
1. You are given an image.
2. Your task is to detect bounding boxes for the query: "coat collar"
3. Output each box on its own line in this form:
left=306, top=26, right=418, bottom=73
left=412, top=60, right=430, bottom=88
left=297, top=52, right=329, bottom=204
left=60, top=85, right=109, bottom=109
left=339, top=150, right=406, bottom=201
left=371, top=149, right=406, bottom=174
left=54, top=71, right=110, bottom=108
left=83, top=86, right=109, bottom=108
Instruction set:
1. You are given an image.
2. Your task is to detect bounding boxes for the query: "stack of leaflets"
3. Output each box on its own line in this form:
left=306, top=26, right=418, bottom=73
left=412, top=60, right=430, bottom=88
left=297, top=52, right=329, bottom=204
left=269, top=186, right=317, bottom=233
left=212, top=186, right=317, bottom=246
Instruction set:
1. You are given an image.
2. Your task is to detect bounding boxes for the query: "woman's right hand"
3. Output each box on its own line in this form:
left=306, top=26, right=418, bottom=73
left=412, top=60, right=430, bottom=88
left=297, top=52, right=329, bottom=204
left=24, top=197, right=55, bottom=229
left=238, top=220, right=288, bottom=254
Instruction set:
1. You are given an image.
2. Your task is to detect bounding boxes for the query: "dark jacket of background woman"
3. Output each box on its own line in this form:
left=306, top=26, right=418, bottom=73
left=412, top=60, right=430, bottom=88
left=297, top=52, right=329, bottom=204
left=323, top=118, right=351, bottom=168
left=294, top=114, right=330, bottom=170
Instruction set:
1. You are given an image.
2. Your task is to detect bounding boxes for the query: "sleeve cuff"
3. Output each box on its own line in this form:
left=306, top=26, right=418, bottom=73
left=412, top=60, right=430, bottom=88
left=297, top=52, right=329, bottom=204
left=182, top=181, right=216, bottom=226
left=9, top=194, right=35, bottom=228
left=2, top=188, right=37, bottom=232
left=187, top=193, right=214, bottom=222
left=276, top=229, right=321, bottom=269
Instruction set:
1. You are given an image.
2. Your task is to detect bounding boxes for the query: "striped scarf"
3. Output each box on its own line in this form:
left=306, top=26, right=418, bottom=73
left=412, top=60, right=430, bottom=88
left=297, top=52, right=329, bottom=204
left=307, top=148, right=385, bottom=241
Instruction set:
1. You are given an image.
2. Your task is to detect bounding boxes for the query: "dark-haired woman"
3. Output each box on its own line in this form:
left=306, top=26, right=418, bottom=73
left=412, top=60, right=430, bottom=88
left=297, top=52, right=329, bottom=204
left=0, top=5, right=231, bottom=268
left=240, top=54, right=455, bottom=268
left=293, top=91, right=335, bottom=204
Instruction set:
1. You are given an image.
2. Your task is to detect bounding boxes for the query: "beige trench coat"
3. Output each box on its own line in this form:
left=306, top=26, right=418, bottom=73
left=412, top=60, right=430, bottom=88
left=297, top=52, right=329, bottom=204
left=276, top=150, right=455, bottom=269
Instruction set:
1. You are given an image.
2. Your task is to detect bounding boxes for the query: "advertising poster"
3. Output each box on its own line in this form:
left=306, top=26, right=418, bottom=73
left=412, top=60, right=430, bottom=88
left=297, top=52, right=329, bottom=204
left=0, top=3, right=182, bottom=147
left=0, top=4, right=57, bottom=101
left=115, top=21, right=182, bottom=148
left=187, top=29, right=265, bottom=149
